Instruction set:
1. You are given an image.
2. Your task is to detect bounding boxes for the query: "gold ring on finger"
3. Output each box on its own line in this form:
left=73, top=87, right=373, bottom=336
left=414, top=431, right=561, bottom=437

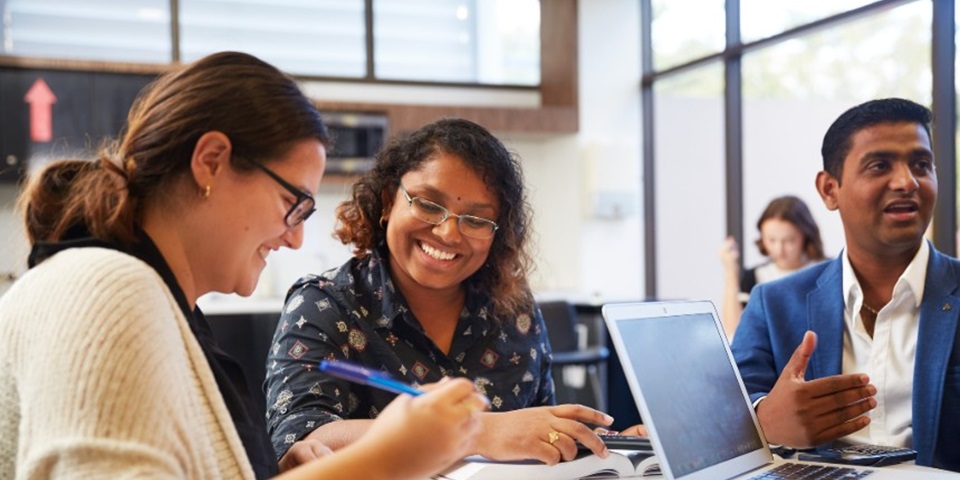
left=548, top=431, right=560, bottom=445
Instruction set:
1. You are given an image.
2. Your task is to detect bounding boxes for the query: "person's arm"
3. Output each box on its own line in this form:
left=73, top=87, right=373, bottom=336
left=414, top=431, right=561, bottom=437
left=276, top=378, right=487, bottom=480
left=730, top=283, right=779, bottom=402
left=732, top=284, right=877, bottom=448
left=265, top=283, right=368, bottom=466
left=719, top=236, right=744, bottom=338
left=8, top=254, right=212, bottom=478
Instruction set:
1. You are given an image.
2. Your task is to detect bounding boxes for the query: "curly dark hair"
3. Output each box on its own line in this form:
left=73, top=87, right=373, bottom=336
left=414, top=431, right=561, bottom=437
left=334, top=118, right=534, bottom=321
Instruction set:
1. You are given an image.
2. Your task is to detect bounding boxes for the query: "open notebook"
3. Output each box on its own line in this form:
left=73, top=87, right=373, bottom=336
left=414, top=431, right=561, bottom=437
left=601, top=300, right=948, bottom=480
left=440, top=449, right=659, bottom=480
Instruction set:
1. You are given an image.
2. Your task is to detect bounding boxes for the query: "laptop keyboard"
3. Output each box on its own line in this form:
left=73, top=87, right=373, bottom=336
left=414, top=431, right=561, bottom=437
left=748, top=462, right=873, bottom=479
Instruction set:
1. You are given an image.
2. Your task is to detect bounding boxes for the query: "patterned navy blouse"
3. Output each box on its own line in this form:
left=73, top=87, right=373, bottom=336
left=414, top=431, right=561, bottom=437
left=264, top=248, right=556, bottom=459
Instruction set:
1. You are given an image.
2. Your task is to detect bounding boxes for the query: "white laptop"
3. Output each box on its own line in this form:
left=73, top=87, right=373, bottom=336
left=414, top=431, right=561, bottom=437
left=601, top=300, right=951, bottom=480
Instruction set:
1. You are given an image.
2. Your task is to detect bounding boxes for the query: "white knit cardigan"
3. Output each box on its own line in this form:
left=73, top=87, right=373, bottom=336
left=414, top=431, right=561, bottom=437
left=0, top=247, right=254, bottom=479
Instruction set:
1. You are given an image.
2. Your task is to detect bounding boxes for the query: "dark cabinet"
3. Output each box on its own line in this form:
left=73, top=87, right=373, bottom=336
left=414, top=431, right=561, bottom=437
left=0, top=71, right=30, bottom=182
left=0, top=68, right=154, bottom=183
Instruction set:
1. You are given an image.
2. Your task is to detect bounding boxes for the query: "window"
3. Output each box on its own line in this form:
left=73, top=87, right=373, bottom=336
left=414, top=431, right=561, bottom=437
left=0, top=0, right=540, bottom=85
left=641, top=0, right=954, bottom=301
left=651, top=0, right=724, bottom=71
left=373, top=0, right=539, bottom=85
left=739, top=0, right=876, bottom=43
left=180, top=0, right=366, bottom=77
left=741, top=2, right=931, bottom=266
left=1, top=0, right=170, bottom=63
left=653, top=64, right=726, bottom=305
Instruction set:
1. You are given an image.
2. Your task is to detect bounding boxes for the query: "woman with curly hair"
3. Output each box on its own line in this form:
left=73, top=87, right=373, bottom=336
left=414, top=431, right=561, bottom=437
left=265, top=118, right=615, bottom=471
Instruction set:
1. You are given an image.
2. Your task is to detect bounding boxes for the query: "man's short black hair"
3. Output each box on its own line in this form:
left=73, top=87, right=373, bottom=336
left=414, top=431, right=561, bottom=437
left=821, top=98, right=933, bottom=180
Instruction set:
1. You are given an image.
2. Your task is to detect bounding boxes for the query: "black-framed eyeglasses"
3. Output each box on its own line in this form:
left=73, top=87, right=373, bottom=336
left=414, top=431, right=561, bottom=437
left=241, top=158, right=316, bottom=228
left=399, top=184, right=498, bottom=239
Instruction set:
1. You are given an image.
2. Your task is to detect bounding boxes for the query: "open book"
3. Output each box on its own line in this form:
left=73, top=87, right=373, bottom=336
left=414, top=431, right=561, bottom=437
left=440, top=449, right=660, bottom=480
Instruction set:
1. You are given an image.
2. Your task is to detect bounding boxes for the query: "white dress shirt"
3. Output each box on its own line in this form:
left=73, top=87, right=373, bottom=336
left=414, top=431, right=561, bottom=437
left=839, top=240, right=928, bottom=448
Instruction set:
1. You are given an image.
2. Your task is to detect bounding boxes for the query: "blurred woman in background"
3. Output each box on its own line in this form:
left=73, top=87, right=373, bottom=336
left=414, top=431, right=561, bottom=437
left=719, top=195, right=825, bottom=338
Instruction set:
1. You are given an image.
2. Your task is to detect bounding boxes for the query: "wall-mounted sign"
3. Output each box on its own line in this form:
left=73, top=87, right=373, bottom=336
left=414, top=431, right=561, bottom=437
left=0, top=68, right=154, bottom=182
left=25, top=78, right=57, bottom=143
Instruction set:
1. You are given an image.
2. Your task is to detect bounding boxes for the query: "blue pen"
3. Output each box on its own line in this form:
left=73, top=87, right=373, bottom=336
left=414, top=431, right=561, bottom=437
left=318, top=359, right=424, bottom=397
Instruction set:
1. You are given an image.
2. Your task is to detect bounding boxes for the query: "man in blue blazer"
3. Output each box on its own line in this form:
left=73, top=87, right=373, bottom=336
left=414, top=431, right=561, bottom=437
left=731, top=98, right=959, bottom=472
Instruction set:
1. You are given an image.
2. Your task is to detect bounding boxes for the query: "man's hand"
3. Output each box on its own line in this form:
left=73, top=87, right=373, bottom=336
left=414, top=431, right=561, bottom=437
left=613, top=424, right=648, bottom=437
left=756, top=331, right=877, bottom=448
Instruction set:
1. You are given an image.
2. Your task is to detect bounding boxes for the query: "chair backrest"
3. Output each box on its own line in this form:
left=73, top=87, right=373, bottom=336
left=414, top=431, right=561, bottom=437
left=207, top=312, right=281, bottom=416
left=538, top=300, right=581, bottom=352
left=538, top=299, right=611, bottom=411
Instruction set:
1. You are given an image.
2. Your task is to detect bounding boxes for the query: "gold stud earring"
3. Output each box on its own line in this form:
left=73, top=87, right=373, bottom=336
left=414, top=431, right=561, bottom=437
left=202, top=185, right=211, bottom=199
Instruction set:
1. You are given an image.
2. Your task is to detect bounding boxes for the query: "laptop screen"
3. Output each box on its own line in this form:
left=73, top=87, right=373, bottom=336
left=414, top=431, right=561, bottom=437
left=604, top=302, right=770, bottom=479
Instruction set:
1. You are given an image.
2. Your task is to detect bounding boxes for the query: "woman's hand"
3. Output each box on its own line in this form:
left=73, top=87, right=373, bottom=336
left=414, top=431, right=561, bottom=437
left=719, top=236, right=740, bottom=274
left=475, top=404, right=614, bottom=465
left=275, top=378, right=487, bottom=480
left=349, top=377, right=488, bottom=479
left=719, top=235, right=745, bottom=338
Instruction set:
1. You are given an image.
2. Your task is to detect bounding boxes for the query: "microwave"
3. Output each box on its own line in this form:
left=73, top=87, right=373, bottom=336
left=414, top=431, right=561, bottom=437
left=321, top=111, right=387, bottom=175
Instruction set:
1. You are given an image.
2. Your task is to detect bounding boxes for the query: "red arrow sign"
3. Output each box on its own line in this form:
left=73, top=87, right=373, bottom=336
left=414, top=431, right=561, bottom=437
left=25, top=77, right=57, bottom=142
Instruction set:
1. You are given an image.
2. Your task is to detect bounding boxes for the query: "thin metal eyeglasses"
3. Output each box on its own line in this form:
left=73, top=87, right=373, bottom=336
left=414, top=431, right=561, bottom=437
left=399, top=184, right=498, bottom=239
left=241, top=157, right=316, bottom=228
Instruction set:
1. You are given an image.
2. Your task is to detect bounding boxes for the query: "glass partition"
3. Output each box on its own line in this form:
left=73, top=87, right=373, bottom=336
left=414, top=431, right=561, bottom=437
left=654, top=63, right=725, bottom=307
left=651, top=0, right=724, bottom=71
left=740, top=0, right=875, bottom=43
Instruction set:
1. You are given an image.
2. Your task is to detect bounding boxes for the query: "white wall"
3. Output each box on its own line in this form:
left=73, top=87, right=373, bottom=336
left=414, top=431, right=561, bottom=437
left=0, top=186, right=28, bottom=297
left=573, top=0, right=643, bottom=301
left=653, top=95, right=726, bottom=308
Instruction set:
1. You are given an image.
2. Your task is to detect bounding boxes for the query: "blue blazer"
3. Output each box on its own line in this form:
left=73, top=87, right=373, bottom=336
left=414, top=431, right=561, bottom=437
left=731, top=246, right=960, bottom=471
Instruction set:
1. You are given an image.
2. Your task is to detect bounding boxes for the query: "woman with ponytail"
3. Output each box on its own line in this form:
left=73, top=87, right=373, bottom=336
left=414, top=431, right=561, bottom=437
left=0, top=52, right=485, bottom=480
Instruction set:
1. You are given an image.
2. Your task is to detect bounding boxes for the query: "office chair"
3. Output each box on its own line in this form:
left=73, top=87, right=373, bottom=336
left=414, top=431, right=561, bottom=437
left=538, top=300, right=609, bottom=411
